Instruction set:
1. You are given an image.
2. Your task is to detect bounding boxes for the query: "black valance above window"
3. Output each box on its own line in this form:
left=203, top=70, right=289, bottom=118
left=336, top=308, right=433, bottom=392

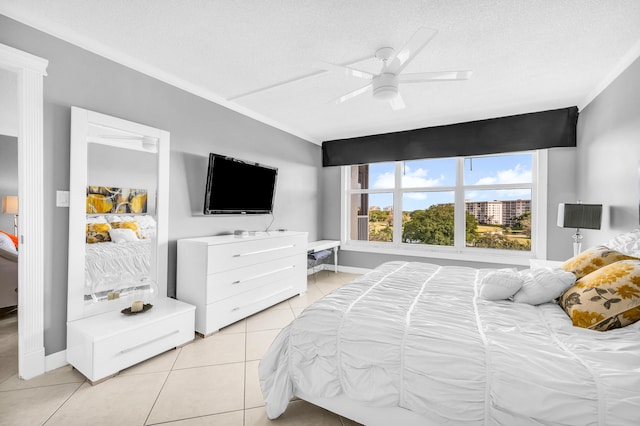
left=322, top=106, right=578, bottom=166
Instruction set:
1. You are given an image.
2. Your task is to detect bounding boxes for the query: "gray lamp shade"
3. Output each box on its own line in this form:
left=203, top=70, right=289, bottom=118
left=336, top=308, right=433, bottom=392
left=557, top=203, right=602, bottom=229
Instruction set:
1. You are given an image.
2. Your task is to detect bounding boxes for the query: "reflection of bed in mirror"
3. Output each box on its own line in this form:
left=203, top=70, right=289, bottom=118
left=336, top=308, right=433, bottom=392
left=84, top=214, right=156, bottom=302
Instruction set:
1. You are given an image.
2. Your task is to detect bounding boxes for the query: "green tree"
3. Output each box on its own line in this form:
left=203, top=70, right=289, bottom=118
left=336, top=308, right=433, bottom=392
left=369, top=210, right=390, bottom=224
left=512, top=210, right=532, bottom=237
left=402, top=204, right=479, bottom=245
left=472, top=233, right=531, bottom=250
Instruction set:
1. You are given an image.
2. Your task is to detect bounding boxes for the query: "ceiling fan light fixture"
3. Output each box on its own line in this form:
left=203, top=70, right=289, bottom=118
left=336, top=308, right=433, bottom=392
left=373, top=73, right=398, bottom=101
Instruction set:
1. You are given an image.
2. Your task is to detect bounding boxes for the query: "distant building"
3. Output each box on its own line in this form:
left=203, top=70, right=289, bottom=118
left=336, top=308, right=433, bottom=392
left=465, top=199, right=531, bottom=226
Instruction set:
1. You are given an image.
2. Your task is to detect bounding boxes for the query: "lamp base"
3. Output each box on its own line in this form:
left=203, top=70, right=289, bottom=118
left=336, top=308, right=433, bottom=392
left=572, top=242, right=582, bottom=257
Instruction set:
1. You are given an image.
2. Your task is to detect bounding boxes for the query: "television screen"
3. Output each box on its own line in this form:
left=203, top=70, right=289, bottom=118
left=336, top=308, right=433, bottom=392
left=203, top=153, right=277, bottom=214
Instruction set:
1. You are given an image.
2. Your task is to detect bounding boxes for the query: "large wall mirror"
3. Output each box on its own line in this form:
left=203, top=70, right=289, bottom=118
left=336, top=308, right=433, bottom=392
left=67, top=107, right=169, bottom=321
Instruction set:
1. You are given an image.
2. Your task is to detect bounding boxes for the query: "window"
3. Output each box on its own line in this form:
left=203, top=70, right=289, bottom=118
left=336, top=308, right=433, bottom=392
left=343, top=151, right=545, bottom=263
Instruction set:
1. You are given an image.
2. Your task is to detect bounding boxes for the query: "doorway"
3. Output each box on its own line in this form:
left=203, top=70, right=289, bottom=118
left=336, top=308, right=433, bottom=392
left=0, top=42, right=47, bottom=380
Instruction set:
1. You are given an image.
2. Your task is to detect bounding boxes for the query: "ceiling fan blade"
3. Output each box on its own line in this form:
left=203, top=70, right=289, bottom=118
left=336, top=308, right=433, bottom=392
left=228, top=54, right=372, bottom=101
left=389, top=94, right=406, bottom=111
left=386, top=27, right=438, bottom=75
left=399, top=70, right=472, bottom=83
left=313, top=61, right=375, bottom=80
left=330, top=83, right=372, bottom=104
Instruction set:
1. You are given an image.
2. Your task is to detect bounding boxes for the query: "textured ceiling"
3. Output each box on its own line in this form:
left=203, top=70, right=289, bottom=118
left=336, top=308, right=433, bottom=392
left=2, top=1, right=640, bottom=144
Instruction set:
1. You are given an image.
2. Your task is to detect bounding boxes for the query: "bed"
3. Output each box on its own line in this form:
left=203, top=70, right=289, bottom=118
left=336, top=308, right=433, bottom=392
left=84, top=214, right=156, bottom=302
left=259, top=235, right=640, bottom=425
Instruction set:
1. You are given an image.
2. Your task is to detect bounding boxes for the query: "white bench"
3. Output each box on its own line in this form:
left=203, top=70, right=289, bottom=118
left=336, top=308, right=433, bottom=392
left=307, top=240, right=340, bottom=273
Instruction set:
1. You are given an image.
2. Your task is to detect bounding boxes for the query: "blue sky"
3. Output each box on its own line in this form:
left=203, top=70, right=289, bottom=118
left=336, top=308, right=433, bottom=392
left=365, top=154, right=532, bottom=211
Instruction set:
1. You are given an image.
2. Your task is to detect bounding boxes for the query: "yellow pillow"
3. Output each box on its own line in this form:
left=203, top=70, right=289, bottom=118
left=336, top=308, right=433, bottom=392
left=110, top=221, right=141, bottom=238
left=86, top=223, right=112, bottom=243
left=559, top=260, right=640, bottom=331
left=561, top=245, right=638, bottom=279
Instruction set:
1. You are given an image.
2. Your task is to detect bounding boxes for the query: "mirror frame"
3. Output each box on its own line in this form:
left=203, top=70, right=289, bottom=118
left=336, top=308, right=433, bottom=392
left=67, top=107, right=169, bottom=321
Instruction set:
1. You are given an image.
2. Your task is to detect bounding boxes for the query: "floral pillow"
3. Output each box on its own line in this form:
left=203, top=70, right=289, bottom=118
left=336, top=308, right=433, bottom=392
left=86, top=223, right=112, bottom=243
left=110, top=220, right=141, bottom=238
left=558, top=260, right=640, bottom=331
left=561, top=245, right=638, bottom=279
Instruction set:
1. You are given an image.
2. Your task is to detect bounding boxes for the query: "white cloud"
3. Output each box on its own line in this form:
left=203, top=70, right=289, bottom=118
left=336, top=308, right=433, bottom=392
left=404, top=192, right=428, bottom=201
left=401, top=166, right=444, bottom=188
left=372, top=171, right=395, bottom=189
left=474, top=164, right=531, bottom=185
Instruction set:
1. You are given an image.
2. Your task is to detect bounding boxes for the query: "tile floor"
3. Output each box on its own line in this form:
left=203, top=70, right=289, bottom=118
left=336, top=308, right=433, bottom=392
left=0, top=271, right=364, bottom=426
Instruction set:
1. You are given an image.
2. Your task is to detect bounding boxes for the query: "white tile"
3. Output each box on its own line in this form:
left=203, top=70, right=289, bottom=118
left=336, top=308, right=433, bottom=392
left=244, top=400, right=343, bottom=426
left=149, top=410, right=243, bottom=425
left=0, top=382, right=80, bottom=426
left=246, top=308, right=295, bottom=332
left=45, top=372, right=168, bottom=426
left=288, top=284, right=325, bottom=309
left=245, top=329, right=281, bottom=361
left=147, top=363, right=245, bottom=424
left=173, top=333, right=245, bottom=369
left=0, top=365, right=84, bottom=391
left=244, top=360, right=263, bottom=409
left=217, top=318, right=246, bottom=335
left=119, top=347, right=181, bottom=376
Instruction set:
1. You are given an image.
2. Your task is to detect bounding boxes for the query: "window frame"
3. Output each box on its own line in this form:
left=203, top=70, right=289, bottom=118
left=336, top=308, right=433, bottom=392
left=340, top=150, right=547, bottom=266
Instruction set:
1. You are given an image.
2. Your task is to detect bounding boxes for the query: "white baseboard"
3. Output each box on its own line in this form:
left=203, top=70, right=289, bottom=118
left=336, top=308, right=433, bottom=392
left=307, top=264, right=371, bottom=276
left=337, top=265, right=371, bottom=275
left=19, top=348, right=45, bottom=380
left=45, top=350, right=68, bottom=372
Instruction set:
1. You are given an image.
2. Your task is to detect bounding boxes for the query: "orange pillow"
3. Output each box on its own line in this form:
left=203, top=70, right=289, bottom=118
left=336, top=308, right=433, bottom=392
left=0, top=230, right=18, bottom=248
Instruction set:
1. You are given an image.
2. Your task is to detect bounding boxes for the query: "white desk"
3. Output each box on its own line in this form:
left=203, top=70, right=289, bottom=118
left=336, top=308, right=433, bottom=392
left=307, top=240, right=340, bottom=273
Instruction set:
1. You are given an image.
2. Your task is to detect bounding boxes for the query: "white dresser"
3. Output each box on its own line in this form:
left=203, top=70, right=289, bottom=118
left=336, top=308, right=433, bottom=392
left=176, top=231, right=308, bottom=335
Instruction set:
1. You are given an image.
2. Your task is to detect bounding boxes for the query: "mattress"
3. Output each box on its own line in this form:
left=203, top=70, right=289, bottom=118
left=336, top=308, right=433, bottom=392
left=259, top=261, right=640, bottom=425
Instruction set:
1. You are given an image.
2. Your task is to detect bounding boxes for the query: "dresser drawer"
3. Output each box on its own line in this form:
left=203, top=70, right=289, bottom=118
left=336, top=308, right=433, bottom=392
left=206, top=254, right=303, bottom=304
left=206, top=234, right=306, bottom=273
left=92, top=309, right=194, bottom=380
left=204, top=280, right=301, bottom=332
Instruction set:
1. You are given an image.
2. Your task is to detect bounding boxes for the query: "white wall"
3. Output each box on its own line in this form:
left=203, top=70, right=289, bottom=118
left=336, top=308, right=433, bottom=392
left=0, top=67, right=17, bottom=137
left=574, top=56, right=640, bottom=249
left=0, top=14, right=322, bottom=355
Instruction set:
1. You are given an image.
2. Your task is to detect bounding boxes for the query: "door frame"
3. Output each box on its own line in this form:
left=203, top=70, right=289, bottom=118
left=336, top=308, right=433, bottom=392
left=0, top=42, right=48, bottom=379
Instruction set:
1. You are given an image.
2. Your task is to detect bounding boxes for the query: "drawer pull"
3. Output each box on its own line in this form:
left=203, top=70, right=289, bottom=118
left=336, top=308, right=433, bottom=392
left=231, top=265, right=295, bottom=285
left=233, top=244, right=295, bottom=257
left=119, top=329, right=180, bottom=355
left=228, top=286, right=293, bottom=313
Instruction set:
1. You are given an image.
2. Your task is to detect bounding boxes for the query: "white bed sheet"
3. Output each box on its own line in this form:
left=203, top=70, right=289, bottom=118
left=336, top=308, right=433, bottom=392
left=84, top=239, right=151, bottom=299
left=259, top=261, right=640, bottom=425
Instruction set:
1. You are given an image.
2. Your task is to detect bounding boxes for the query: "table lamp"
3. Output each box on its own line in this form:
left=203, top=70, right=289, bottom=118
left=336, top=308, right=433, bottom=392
left=2, top=195, right=18, bottom=236
left=557, top=202, right=602, bottom=256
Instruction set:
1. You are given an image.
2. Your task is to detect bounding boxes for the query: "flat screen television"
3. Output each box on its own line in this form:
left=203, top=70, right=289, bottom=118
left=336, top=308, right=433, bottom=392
left=203, top=153, right=278, bottom=215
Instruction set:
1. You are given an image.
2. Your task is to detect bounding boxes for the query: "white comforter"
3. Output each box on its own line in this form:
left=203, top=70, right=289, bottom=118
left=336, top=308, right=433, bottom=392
left=259, top=261, right=640, bottom=425
left=84, top=239, right=151, bottom=299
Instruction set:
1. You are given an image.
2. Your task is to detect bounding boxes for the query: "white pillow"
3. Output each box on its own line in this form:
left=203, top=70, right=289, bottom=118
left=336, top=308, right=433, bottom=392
left=479, top=269, right=523, bottom=300
left=605, top=229, right=640, bottom=257
left=512, top=268, right=576, bottom=305
left=108, top=228, right=138, bottom=243
left=86, top=215, right=108, bottom=224
left=0, top=232, right=17, bottom=253
left=133, top=215, right=156, bottom=229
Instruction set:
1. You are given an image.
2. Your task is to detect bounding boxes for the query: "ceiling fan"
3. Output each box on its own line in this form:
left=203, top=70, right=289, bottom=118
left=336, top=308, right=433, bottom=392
left=313, top=27, right=472, bottom=110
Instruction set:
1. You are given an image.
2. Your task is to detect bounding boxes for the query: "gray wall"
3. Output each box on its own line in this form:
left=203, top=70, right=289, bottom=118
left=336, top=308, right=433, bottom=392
left=575, top=56, right=640, bottom=248
left=0, top=134, right=18, bottom=234
left=0, top=15, right=321, bottom=355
